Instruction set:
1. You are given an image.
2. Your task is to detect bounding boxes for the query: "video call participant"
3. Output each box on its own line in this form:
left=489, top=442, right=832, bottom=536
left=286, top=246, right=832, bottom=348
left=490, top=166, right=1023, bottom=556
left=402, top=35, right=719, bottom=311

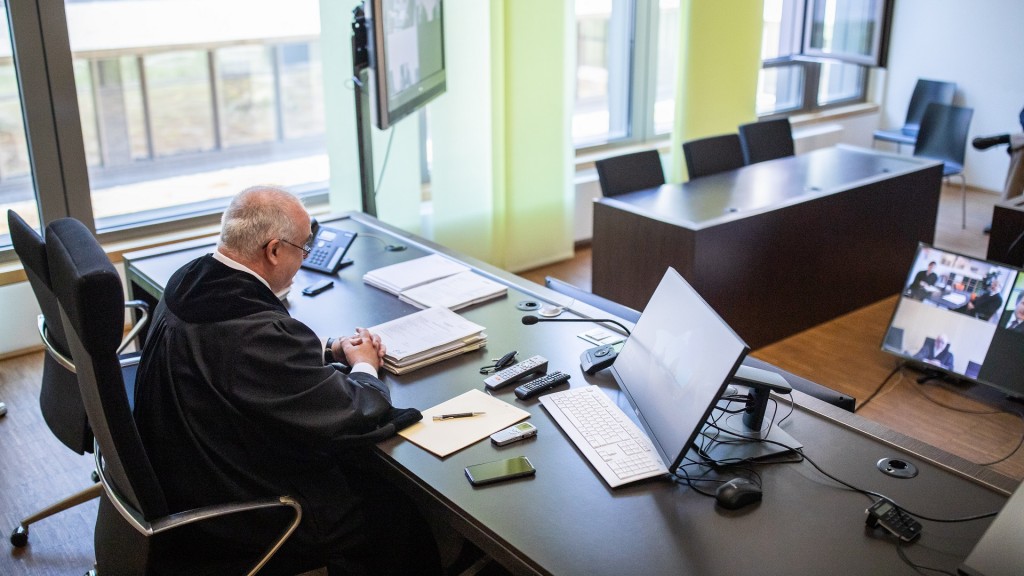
left=1000, top=292, right=1024, bottom=333
left=133, top=186, right=440, bottom=575
left=912, top=333, right=955, bottom=372
left=954, top=279, right=1003, bottom=321
left=907, top=261, right=939, bottom=300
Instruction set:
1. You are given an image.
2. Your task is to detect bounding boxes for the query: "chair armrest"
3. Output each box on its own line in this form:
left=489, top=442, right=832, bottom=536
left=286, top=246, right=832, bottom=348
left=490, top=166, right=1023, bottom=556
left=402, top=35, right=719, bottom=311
left=37, top=315, right=76, bottom=373
left=118, top=300, right=150, bottom=355
left=95, top=447, right=300, bottom=576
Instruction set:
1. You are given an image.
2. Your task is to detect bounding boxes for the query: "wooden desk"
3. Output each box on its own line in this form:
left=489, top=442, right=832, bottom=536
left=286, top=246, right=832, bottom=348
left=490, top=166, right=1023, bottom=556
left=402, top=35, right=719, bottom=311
left=592, top=145, right=944, bottom=349
left=124, top=212, right=1013, bottom=576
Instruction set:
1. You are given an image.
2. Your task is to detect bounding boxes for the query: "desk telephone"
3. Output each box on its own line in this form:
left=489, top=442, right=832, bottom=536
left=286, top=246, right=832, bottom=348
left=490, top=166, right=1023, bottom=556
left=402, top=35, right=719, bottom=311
left=303, top=220, right=357, bottom=274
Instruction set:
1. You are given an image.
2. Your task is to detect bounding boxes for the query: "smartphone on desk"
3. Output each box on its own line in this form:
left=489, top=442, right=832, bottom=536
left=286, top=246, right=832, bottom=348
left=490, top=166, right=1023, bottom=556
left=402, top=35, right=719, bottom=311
left=465, top=456, right=536, bottom=486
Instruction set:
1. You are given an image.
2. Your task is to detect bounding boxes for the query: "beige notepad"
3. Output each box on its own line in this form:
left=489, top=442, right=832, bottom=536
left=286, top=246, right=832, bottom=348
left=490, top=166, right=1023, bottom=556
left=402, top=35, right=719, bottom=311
left=399, top=389, right=530, bottom=457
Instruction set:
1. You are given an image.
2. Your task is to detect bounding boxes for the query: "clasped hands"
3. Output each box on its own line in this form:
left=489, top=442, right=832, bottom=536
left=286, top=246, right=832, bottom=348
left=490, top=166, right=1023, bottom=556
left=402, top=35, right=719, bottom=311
left=334, top=327, right=387, bottom=369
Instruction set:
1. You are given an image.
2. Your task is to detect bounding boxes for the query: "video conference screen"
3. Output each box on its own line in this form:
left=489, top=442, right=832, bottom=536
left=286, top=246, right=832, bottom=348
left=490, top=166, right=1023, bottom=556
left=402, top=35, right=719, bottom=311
left=882, top=244, right=1024, bottom=397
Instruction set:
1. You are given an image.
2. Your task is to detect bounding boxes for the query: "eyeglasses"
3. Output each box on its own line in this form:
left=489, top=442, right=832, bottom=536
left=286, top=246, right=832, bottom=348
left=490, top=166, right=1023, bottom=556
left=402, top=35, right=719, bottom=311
left=264, top=236, right=313, bottom=259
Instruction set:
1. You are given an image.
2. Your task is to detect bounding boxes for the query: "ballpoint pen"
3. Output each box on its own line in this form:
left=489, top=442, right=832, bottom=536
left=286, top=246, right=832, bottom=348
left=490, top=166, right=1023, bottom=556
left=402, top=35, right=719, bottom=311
left=433, top=412, right=486, bottom=421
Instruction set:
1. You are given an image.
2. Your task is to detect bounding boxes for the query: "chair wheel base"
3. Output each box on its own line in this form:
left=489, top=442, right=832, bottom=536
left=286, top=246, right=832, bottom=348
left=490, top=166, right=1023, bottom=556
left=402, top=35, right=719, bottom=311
left=10, top=525, right=28, bottom=547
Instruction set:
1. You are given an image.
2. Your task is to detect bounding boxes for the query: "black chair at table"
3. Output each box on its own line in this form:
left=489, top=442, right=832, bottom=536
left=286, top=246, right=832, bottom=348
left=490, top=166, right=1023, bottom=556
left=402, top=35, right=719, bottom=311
left=738, top=118, right=795, bottom=165
left=594, top=149, right=665, bottom=197
left=683, top=133, right=745, bottom=179
left=873, top=79, right=956, bottom=151
left=913, top=103, right=974, bottom=229
left=7, top=209, right=149, bottom=549
left=46, top=217, right=303, bottom=575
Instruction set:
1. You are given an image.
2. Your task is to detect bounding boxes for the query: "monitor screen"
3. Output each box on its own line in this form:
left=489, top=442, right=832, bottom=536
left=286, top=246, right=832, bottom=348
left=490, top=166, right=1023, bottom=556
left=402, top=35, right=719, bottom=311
left=882, top=244, right=1024, bottom=397
left=366, top=0, right=446, bottom=130
left=610, top=267, right=750, bottom=471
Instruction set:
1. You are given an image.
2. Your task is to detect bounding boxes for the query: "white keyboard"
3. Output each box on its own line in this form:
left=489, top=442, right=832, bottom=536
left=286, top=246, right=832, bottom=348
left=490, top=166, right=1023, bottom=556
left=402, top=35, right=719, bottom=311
left=540, top=386, right=668, bottom=488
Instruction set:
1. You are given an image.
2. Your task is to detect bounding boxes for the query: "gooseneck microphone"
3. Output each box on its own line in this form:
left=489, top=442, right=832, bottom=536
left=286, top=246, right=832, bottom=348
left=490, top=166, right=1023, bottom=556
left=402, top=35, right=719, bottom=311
left=521, top=314, right=631, bottom=374
left=520, top=314, right=631, bottom=336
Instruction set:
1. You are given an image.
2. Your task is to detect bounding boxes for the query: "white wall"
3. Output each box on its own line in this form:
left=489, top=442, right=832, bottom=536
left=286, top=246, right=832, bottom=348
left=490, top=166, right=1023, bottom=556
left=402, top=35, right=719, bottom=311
left=880, top=0, right=1024, bottom=193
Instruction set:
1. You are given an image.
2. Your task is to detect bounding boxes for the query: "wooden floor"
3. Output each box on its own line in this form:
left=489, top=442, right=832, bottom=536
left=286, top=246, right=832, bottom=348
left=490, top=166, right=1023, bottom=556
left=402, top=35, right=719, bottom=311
left=0, top=183, right=1018, bottom=575
left=521, top=184, right=1024, bottom=482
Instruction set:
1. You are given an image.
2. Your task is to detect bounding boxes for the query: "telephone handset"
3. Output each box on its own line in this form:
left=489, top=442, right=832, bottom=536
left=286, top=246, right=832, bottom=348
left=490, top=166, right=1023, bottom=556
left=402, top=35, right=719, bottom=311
left=302, top=222, right=357, bottom=275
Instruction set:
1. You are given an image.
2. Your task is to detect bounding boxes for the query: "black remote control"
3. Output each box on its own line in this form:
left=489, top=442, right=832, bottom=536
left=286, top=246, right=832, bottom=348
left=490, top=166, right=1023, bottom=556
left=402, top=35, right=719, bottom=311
left=484, top=355, right=548, bottom=390
left=514, top=371, right=570, bottom=400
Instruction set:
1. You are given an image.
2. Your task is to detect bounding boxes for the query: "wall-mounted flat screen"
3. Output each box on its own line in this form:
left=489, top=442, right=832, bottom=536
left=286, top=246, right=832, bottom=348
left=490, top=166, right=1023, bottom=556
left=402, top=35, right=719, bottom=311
left=882, top=243, right=1024, bottom=398
left=366, top=0, right=445, bottom=130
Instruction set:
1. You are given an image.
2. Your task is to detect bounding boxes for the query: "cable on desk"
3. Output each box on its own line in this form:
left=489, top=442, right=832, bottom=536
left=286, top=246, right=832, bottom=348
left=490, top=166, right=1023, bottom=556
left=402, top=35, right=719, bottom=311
left=357, top=232, right=407, bottom=252
left=909, top=378, right=1024, bottom=467
left=896, top=539, right=958, bottom=576
left=854, top=361, right=907, bottom=413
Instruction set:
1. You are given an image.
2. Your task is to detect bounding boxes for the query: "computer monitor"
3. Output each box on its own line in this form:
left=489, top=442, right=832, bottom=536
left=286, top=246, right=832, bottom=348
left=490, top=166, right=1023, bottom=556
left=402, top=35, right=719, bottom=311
left=958, top=482, right=1024, bottom=576
left=882, top=243, right=1024, bottom=399
left=610, top=267, right=750, bottom=472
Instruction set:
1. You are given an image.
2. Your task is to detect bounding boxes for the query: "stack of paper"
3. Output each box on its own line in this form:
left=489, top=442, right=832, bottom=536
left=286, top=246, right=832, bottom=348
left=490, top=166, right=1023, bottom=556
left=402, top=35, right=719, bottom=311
left=364, top=255, right=506, bottom=310
left=399, top=271, right=507, bottom=311
left=363, top=254, right=470, bottom=295
left=370, top=306, right=487, bottom=374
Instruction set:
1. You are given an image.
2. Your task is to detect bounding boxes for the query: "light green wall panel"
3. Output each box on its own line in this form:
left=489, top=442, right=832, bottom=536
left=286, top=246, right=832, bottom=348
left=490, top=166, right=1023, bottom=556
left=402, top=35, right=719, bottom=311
left=430, top=0, right=574, bottom=272
left=670, top=0, right=764, bottom=181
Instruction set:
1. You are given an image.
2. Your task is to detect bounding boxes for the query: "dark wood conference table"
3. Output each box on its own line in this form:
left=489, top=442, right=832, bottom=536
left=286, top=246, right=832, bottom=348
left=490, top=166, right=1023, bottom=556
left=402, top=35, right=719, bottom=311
left=593, top=145, right=945, bottom=349
left=124, top=212, right=1014, bottom=576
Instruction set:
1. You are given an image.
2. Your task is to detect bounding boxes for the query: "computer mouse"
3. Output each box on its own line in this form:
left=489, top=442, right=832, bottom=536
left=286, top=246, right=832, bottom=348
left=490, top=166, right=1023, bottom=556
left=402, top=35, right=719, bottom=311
left=715, top=478, right=762, bottom=510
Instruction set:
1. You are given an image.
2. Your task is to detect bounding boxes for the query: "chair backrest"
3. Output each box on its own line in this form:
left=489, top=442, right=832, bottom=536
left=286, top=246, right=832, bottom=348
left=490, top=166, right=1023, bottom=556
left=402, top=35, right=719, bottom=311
left=46, top=217, right=168, bottom=522
left=902, top=79, right=956, bottom=136
left=594, top=150, right=665, bottom=197
left=545, top=277, right=641, bottom=324
left=683, top=134, right=745, bottom=179
left=914, top=103, right=974, bottom=171
left=8, top=209, right=92, bottom=454
left=738, top=118, right=795, bottom=165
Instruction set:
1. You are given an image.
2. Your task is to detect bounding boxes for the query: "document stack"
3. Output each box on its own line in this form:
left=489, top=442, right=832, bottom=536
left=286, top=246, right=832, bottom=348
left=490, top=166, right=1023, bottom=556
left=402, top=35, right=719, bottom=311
left=363, top=254, right=506, bottom=311
left=370, top=306, right=487, bottom=375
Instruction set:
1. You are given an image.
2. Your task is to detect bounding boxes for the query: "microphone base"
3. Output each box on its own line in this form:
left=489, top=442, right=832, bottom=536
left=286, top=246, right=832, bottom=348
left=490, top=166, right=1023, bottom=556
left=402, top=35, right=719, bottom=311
left=580, top=344, right=619, bottom=375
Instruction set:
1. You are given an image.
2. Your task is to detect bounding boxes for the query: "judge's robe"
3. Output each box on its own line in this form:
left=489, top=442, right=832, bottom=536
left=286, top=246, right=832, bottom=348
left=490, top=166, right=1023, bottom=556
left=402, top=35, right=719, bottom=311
left=132, top=254, right=434, bottom=573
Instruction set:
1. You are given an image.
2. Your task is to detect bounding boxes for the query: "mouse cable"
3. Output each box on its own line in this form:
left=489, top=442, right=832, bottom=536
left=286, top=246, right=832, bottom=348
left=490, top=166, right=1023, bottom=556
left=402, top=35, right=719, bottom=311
left=855, top=361, right=907, bottom=413
left=896, top=539, right=957, bottom=576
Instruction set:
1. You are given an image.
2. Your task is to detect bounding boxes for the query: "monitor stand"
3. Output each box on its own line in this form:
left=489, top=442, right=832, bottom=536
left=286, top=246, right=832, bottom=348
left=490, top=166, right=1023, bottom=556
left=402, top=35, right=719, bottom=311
left=701, top=366, right=803, bottom=463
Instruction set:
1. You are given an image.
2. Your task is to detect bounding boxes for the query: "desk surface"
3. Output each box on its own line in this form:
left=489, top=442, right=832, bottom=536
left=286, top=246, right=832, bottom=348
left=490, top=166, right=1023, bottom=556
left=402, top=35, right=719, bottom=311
left=124, top=213, right=1014, bottom=576
left=599, top=145, right=941, bottom=229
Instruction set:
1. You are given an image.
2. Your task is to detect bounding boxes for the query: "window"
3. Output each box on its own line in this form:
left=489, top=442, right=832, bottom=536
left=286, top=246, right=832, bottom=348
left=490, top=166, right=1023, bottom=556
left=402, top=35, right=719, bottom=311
left=758, top=0, right=889, bottom=117
left=572, top=0, right=678, bottom=149
left=0, top=0, right=331, bottom=257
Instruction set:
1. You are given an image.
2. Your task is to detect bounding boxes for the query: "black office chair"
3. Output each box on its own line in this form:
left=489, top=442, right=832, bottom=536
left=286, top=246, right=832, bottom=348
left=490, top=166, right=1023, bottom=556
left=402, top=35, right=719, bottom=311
left=913, top=103, right=974, bottom=229
left=873, top=79, right=956, bottom=150
left=594, top=150, right=665, bottom=197
left=738, top=118, right=795, bottom=165
left=683, top=133, right=745, bottom=179
left=544, top=276, right=641, bottom=323
left=45, top=217, right=303, bottom=575
left=7, top=210, right=149, bottom=548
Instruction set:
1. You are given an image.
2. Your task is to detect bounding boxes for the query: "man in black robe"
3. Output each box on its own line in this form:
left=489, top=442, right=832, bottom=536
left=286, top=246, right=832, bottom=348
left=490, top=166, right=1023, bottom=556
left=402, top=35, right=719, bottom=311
left=133, top=186, right=440, bottom=574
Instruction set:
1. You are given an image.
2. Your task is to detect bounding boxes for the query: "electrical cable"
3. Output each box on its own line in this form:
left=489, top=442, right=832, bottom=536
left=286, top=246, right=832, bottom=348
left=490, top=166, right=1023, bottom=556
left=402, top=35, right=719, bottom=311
left=896, top=539, right=957, bottom=576
left=373, top=124, right=397, bottom=197
left=356, top=232, right=407, bottom=252
left=855, top=361, right=906, bottom=412
left=909, top=379, right=1024, bottom=467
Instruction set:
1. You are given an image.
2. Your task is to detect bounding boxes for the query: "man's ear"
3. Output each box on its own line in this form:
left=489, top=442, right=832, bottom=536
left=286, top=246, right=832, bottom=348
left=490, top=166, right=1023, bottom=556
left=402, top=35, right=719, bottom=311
left=264, top=239, right=282, bottom=265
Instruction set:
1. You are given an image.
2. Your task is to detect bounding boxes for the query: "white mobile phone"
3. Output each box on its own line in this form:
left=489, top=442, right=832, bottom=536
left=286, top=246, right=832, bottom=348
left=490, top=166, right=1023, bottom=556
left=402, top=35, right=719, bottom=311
left=490, top=421, right=538, bottom=446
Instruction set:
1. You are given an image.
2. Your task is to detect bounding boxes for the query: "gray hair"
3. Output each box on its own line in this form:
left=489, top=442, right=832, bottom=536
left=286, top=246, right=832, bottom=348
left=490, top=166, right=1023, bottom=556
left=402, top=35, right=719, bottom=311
left=219, top=186, right=306, bottom=260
